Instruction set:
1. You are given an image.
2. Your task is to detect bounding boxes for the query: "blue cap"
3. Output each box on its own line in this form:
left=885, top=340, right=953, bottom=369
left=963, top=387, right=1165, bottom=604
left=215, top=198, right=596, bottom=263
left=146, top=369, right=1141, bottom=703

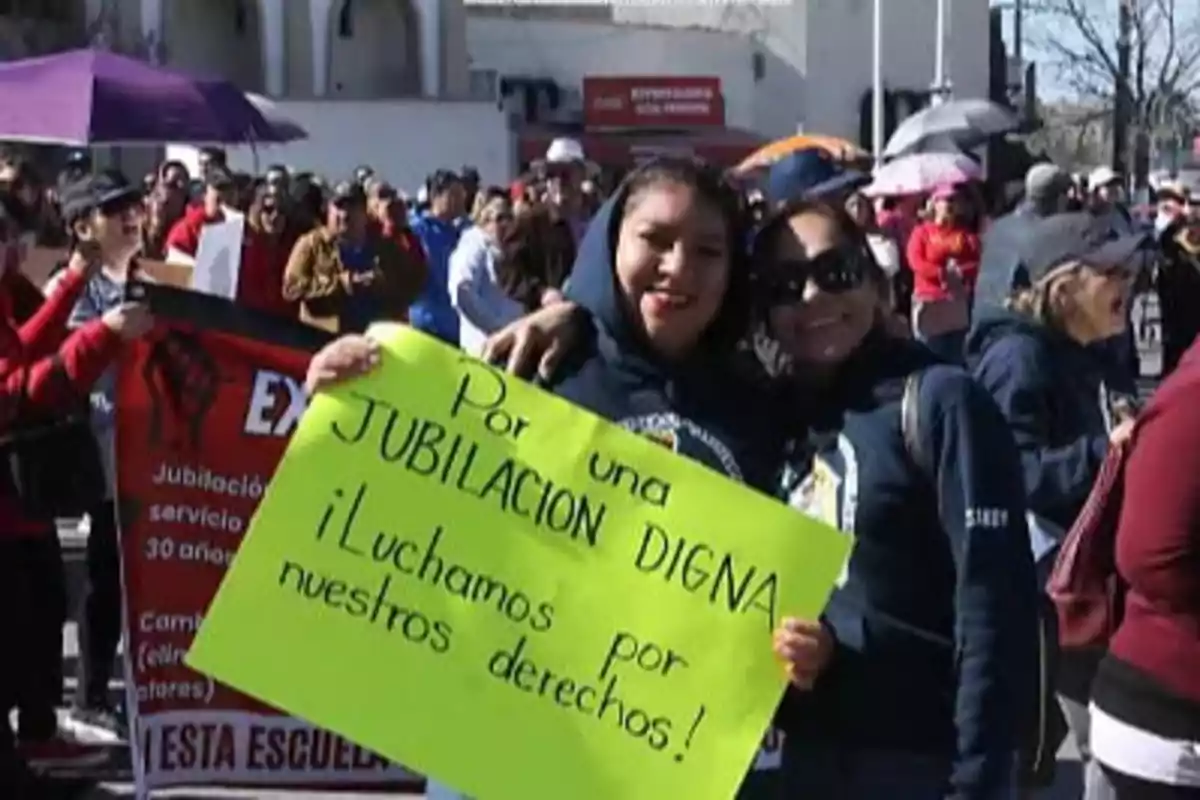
left=765, top=149, right=869, bottom=206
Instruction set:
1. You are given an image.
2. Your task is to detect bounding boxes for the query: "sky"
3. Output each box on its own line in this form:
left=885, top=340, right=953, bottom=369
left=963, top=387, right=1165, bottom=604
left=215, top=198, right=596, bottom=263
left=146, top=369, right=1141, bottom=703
left=991, top=0, right=1200, bottom=103
left=990, top=0, right=1089, bottom=100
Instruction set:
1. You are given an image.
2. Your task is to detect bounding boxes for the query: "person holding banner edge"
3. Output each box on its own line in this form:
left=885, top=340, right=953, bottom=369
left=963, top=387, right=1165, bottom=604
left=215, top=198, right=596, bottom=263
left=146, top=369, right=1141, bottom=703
left=307, top=156, right=834, bottom=799
left=480, top=201, right=1041, bottom=798
left=46, top=171, right=158, bottom=748
left=0, top=194, right=152, bottom=793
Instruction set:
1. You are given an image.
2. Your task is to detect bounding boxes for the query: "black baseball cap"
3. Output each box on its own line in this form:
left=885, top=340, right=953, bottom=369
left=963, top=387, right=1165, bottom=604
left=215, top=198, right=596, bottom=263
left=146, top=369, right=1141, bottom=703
left=427, top=169, right=461, bottom=196
left=1021, top=212, right=1150, bottom=282
left=206, top=165, right=236, bottom=189
left=330, top=180, right=367, bottom=207
left=60, top=170, right=141, bottom=222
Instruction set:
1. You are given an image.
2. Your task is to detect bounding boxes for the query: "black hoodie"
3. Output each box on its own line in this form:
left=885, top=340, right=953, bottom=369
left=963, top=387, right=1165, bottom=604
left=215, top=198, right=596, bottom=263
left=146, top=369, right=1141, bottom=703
left=550, top=172, right=784, bottom=495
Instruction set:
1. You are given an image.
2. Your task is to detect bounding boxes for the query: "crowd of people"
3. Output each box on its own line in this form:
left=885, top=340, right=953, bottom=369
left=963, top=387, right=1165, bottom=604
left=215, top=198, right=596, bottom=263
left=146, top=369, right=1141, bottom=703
left=0, top=130, right=1197, bottom=800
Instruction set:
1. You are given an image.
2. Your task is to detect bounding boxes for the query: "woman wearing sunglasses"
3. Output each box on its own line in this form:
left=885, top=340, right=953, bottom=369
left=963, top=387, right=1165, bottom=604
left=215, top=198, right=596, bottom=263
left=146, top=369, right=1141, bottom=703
left=750, top=200, right=1036, bottom=798
left=483, top=200, right=1039, bottom=798
left=966, top=213, right=1148, bottom=800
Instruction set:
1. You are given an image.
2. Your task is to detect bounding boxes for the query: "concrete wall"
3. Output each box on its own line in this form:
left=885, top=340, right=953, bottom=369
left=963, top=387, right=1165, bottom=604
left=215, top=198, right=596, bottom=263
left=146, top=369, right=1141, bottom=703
left=168, top=99, right=513, bottom=192
left=488, top=0, right=991, bottom=141
left=466, top=17, right=760, bottom=132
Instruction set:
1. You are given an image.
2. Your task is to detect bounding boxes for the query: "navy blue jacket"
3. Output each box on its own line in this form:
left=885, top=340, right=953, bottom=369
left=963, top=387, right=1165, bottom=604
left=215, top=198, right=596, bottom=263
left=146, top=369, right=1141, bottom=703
left=966, top=309, right=1127, bottom=561
left=779, top=332, right=1038, bottom=799
left=550, top=181, right=783, bottom=494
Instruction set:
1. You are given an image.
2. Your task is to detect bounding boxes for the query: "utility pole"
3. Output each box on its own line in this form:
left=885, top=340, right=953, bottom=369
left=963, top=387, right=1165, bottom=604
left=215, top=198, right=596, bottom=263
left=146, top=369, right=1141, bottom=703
left=933, top=0, right=950, bottom=105
left=872, top=0, right=885, bottom=160
left=1013, top=0, right=1023, bottom=65
left=1113, top=0, right=1132, bottom=174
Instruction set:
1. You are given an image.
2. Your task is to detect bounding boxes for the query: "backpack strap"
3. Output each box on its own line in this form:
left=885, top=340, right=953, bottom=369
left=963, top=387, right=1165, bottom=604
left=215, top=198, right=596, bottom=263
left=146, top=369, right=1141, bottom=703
left=901, top=370, right=930, bottom=477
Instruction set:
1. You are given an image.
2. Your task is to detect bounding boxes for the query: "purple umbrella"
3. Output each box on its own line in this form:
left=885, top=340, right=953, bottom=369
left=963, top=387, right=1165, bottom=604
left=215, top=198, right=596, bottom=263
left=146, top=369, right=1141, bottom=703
left=0, top=48, right=303, bottom=145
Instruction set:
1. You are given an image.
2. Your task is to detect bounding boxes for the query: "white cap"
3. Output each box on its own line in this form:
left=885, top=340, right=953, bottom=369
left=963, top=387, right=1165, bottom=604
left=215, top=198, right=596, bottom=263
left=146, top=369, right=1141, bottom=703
left=1088, top=166, right=1120, bottom=191
left=545, top=137, right=585, bottom=164
left=416, top=185, right=429, bottom=204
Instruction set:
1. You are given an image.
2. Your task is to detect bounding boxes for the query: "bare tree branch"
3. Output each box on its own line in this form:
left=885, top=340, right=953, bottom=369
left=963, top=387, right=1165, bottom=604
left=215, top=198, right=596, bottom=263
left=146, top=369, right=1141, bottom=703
left=1029, top=0, right=1200, bottom=169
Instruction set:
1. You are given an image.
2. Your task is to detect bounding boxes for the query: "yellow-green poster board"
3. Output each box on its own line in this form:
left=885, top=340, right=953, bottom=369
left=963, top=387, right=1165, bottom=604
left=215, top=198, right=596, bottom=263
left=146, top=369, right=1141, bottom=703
left=188, top=325, right=848, bottom=800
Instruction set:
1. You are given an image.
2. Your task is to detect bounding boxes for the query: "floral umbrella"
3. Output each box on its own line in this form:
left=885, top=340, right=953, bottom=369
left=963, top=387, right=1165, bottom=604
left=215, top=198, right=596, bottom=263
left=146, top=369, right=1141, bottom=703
left=863, top=152, right=982, bottom=197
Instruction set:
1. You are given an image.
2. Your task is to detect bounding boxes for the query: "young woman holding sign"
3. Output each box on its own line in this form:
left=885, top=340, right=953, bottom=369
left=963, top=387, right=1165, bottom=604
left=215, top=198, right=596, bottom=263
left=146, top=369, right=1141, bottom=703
left=306, top=157, right=832, bottom=799
left=480, top=201, right=1042, bottom=799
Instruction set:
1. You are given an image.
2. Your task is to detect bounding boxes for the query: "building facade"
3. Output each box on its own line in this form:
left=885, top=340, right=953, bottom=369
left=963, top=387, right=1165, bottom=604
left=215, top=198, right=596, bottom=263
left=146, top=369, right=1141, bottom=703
left=467, top=0, right=991, bottom=142
left=79, top=0, right=473, bottom=99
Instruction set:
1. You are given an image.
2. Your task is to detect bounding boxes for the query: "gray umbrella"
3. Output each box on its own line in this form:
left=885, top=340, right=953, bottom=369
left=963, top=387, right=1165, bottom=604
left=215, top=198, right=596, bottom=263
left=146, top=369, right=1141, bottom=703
left=883, top=98, right=1018, bottom=159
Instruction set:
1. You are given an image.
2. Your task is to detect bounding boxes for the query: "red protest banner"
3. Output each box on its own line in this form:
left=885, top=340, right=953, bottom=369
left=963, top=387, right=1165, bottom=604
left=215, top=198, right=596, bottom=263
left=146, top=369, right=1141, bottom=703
left=115, top=284, right=421, bottom=792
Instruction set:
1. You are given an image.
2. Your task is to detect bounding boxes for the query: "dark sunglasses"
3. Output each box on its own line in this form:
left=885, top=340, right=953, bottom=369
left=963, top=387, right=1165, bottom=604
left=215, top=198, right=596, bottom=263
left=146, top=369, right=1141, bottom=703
left=98, top=193, right=142, bottom=217
left=751, top=247, right=871, bottom=302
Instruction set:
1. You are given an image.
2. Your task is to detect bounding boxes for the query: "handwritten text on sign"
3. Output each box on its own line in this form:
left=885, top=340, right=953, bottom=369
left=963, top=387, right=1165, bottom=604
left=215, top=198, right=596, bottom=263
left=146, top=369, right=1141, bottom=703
left=188, top=325, right=848, bottom=800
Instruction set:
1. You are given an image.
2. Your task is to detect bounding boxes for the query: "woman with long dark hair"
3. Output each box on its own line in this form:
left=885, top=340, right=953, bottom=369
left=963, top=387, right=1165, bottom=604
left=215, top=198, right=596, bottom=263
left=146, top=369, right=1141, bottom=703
left=482, top=199, right=1040, bottom=798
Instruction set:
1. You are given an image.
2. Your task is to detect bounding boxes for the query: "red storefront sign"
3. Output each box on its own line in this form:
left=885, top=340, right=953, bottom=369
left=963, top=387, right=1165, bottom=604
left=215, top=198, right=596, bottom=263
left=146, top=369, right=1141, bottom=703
left=583, top=76, right=724, bottom=128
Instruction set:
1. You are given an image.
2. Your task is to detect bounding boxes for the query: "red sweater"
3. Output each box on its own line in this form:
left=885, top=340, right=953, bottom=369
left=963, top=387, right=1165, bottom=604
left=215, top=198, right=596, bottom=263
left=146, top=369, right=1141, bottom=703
left=1107, top=341, right=1200, bottom=704
left=165, top=204, right=222, bottom=257
left=0, top=267, right=124, bottom=537
left=237, top=227, right=298, bottom=319
left=906, top=220, right=981, bottom=302
left=377, top=219, right=428, bottom=274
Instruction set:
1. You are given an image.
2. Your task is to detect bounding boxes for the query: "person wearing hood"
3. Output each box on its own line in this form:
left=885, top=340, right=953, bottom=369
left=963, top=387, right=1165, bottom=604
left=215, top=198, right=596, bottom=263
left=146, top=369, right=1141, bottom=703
left=966, top=212, right=1148, bottom=800
left=974, top=163, right=1073, bottom=313
left=483, top=199, right=1040, bottom=799
left=448, top=187, right=522, bottom=355
left=306, top=158, right=824, bottom=800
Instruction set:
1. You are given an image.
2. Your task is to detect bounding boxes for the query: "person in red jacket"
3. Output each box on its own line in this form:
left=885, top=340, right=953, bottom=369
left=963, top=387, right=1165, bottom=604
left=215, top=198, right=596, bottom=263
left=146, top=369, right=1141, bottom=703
left=907, top=183, right=982, bottom=303
left=0, top=205, right=153, bottom=787
left=1089, top=338, right=1200, bottom=797
left=906, top=183, right=982, bottom=361
left=367, top=180, right=427, bottom=269
left=236, top=185, right=299, bottom=318
left=163, top=166, right=237, bottom=261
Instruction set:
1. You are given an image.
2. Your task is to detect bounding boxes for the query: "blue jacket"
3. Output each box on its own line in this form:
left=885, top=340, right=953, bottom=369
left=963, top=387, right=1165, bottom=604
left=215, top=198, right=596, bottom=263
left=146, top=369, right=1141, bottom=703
left=779, top=332, right=1038, bottom=798
left=408, top=213, right=461, bottom=344
left=550, top=181, right=783, bottom=494
left=966, top=309, right=1128, bottom=561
